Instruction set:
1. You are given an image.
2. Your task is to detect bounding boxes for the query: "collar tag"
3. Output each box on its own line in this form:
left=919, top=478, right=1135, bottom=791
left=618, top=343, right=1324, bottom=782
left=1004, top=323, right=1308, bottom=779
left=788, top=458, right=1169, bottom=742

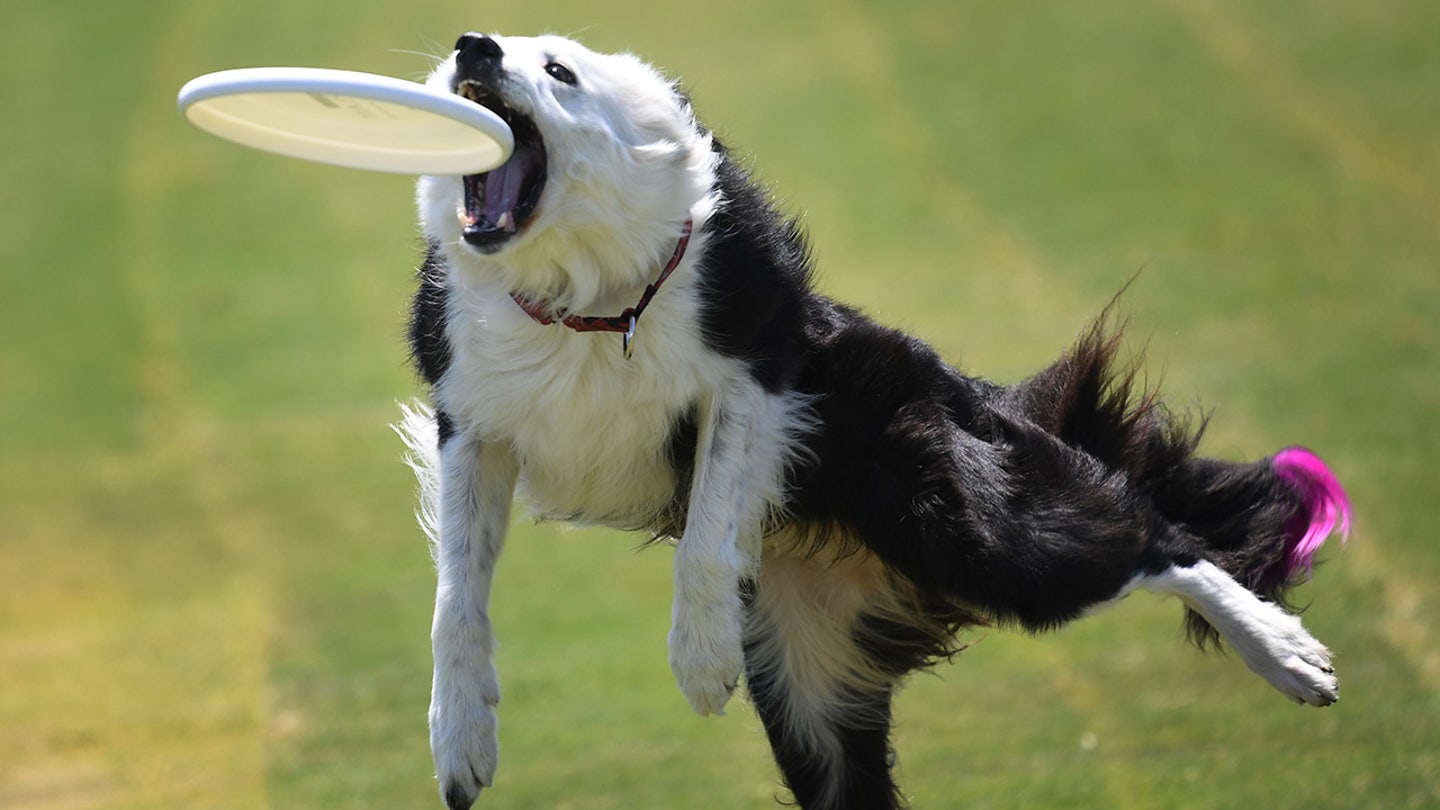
left=622, top=314, right=638, bottom=359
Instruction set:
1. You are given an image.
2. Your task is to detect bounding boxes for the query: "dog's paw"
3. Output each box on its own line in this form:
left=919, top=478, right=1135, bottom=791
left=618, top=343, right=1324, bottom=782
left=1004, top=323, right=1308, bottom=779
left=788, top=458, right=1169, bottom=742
left=441, top=778, right=483, bottom=810
left=1265, top=632, right=1339, bottom=707
left=430, top=685, right=500, bottom=809
left=668, top=611, right=744, bottom=716
left=1232, top=604, right=1339, bottom=707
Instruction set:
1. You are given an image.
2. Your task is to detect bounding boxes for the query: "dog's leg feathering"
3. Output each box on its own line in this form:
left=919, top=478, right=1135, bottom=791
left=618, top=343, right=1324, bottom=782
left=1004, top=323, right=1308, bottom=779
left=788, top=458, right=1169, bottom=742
left=402, top=404, right=520, bottom=810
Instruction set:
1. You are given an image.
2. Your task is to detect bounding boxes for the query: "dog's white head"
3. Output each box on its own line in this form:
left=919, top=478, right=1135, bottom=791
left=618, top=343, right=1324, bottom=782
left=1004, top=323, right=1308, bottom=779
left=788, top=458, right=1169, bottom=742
left=418, top=34, right=715, bottom=311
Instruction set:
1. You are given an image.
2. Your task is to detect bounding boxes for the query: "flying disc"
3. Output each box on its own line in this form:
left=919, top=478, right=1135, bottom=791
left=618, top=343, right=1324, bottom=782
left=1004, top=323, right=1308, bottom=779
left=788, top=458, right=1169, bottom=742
left=177, top=67, right=513, bottom=174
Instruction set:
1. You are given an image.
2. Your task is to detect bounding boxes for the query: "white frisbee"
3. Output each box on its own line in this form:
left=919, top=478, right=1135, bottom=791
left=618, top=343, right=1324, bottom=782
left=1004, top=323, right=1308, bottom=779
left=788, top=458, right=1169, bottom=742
left=177, top=67, right=514, bottom=175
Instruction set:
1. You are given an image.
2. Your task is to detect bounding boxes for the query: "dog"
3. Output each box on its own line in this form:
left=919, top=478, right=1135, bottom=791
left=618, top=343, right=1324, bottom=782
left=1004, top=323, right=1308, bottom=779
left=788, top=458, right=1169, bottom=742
left=396, top=32, right=1352, bottom=810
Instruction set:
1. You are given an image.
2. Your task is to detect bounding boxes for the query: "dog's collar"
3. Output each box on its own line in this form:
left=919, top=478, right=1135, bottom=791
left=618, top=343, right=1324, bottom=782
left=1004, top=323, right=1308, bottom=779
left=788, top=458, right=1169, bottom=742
left=510, top=218, right=694, bottom=358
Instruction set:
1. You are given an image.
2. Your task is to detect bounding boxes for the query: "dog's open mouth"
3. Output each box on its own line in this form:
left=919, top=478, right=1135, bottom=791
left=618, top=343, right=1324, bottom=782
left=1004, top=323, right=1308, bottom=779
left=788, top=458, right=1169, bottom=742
left=457, top=81, right=547, bottom=250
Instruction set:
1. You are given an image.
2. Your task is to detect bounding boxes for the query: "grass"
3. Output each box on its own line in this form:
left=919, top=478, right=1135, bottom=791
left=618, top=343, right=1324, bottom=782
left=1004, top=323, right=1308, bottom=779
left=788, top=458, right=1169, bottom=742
left=2, top=0, right=1438, bottom=807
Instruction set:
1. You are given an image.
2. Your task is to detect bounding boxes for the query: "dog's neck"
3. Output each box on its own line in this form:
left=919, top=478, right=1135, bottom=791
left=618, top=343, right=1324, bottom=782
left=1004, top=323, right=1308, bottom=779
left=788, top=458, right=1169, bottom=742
left=508, top=218, right=694, bottom=357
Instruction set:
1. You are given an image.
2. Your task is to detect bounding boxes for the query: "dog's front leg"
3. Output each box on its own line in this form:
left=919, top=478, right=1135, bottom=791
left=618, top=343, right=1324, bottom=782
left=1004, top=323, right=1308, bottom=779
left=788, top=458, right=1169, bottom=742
left=670, top=381, right=777, bottom=716
left=430, top=430, right=519, bottom=810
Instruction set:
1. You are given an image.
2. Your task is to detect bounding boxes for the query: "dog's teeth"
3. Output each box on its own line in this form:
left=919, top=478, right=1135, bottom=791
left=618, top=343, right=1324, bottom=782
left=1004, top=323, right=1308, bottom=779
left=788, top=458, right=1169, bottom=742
left=496, top=211, right=513, bottom=231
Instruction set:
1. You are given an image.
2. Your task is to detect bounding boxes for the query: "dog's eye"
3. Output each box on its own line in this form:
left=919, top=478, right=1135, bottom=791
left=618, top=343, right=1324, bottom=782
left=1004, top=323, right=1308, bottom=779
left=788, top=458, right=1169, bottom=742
left=544, top=61, right=577, bottom=85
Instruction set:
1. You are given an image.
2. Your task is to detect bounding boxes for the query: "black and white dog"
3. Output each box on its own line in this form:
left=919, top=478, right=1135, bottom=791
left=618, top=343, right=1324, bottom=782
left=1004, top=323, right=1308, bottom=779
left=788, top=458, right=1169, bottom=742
left=397, top=32, right=1352, bottom=810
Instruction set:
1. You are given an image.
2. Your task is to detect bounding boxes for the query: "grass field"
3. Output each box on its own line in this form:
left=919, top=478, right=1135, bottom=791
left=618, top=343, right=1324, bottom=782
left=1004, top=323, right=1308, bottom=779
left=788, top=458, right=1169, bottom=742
left=3, top=1, right=1438, bottom=807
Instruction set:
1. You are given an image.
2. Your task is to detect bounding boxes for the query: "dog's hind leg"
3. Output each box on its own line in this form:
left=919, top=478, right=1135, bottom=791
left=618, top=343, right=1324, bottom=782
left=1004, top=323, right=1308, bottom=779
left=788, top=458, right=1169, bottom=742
left=400, top=404, right=520, bottom=810
left=743, top=535, right=960, bottom=810
left=1124, top=559, right=1339, bottom=705
left=841, top=411, right=1345, bottom=708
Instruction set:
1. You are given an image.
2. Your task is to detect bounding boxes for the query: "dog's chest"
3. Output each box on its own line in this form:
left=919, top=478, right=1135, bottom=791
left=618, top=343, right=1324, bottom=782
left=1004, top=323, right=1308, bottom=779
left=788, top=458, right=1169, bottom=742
left=438, top=293, right=727, bottom=527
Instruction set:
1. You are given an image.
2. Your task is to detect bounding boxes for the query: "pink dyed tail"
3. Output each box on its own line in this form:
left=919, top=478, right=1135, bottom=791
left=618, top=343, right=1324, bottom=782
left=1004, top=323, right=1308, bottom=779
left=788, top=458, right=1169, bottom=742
left=1272, top=447, right=1353, bottom=584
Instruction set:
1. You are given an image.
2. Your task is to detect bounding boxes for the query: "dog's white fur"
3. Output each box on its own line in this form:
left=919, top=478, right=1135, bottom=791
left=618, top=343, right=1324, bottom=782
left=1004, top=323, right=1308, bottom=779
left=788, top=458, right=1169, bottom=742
left=397, top=34, right=1338, bottom=807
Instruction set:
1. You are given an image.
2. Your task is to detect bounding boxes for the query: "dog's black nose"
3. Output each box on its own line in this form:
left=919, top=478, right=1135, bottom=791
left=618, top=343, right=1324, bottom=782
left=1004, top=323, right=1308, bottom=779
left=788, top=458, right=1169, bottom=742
left=455, top=32, right=504, bottom=66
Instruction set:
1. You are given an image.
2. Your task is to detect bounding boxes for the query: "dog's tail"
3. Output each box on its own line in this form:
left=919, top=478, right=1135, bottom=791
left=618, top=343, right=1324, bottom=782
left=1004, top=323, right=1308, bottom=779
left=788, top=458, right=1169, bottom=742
left=394, top=399, right=443, bottom=562
left=1009, top=315, right=1352, bottom=646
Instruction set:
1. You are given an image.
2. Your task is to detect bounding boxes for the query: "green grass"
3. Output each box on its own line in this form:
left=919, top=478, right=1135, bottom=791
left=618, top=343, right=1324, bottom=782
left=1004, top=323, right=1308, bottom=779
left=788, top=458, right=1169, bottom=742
left=3, top=0, right=1438, bottom=807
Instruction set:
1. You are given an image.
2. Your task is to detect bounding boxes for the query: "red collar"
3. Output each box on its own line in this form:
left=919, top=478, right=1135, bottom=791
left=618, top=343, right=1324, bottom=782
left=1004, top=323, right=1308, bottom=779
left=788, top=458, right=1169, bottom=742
left=510, top=218, right=694, bottom=358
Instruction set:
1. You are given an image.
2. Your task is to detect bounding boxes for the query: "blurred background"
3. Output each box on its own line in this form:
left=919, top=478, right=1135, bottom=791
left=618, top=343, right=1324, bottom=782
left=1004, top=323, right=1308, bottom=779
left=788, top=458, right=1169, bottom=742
left=3, top=1, right=1437, bottom=807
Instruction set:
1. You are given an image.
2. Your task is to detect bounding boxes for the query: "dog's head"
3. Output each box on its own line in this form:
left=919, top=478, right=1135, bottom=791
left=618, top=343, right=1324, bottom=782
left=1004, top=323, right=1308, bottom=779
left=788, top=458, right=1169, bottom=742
left=418, top=34, right=714, bottom=307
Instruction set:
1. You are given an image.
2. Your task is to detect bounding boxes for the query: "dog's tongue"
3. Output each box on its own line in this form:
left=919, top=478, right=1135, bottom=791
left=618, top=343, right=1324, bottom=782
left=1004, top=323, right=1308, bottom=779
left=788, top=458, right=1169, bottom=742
left=473, top=148, right=539, bottom=230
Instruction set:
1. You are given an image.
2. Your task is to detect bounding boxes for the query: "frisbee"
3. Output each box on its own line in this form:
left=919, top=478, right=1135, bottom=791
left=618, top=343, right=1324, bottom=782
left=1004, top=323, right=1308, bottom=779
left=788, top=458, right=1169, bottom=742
left=177, top=67, right=514, bottom=175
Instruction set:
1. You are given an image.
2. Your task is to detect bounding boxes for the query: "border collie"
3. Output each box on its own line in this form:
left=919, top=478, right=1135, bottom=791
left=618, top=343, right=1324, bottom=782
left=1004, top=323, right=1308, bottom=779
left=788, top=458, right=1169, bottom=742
left=396, top=32, right=1352, bottom=810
